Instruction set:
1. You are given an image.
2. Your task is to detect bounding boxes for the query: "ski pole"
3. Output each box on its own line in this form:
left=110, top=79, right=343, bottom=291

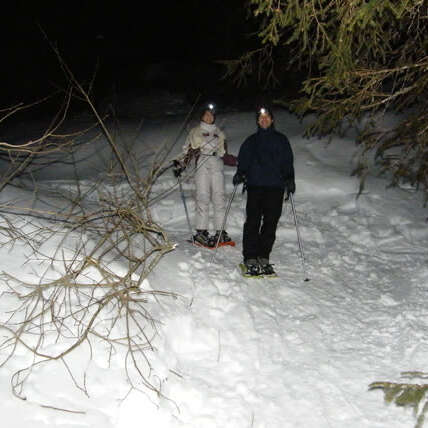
left=156, top=132, right=217, bottom=180
left=178, top=179, right=194, bottom=242
left=289, top=193, right=310, bottom=282
left=155, top=162, right=174, bottom=179
left=211, top=184, right=238, bottom=262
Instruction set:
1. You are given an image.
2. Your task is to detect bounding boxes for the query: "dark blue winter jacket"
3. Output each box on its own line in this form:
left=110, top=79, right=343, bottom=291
left=237, top=126, right=294, bottom=188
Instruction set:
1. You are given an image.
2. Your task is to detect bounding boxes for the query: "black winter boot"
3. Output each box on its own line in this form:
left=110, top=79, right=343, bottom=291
left=193, top=230, right=212, bottom=247
left=210, top=230, right=232, bottom=246
left=244, top=258, right=262, bottom=276
left=258, top=258, right=276, bottom=276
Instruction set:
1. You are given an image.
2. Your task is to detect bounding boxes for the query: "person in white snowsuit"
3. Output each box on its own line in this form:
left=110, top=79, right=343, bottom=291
left=175, top=106, right=233, bottom=247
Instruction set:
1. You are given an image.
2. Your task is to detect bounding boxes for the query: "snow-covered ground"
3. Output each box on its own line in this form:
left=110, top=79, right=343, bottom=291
left=0, top=106, right=427, bottom=428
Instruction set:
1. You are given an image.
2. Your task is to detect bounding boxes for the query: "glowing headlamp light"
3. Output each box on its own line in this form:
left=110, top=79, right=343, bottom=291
left=208, top=103, right=215, bottom=111
left=259, top=107, right=267, bottom=115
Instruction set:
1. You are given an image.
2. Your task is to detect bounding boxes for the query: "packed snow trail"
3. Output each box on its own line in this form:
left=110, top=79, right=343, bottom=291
left=143, top=112, right=428, bottom=428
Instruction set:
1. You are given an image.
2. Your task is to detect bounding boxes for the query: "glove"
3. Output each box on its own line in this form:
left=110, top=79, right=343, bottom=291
left=222, top=153, right=237, bottom=167
left=233, top=171, right=246, bottom=186
left=173, top=160, right=185, bottom=178
left=284, top=178, right=296, bottom=200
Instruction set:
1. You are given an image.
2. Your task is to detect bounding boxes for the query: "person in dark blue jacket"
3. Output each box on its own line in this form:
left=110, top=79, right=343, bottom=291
left=233, top=107, right=295, bottom=276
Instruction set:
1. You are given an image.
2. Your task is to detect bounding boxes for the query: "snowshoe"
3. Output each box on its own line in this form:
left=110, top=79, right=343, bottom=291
left=209, top=230, right=235, bottom=248
left=258, top=258, right=278, bottom=278
left=188, top=238, right=235, bottom=249
left=239, top=259, right=263, bottom=278
left=192, top=230, right=213, bottom=247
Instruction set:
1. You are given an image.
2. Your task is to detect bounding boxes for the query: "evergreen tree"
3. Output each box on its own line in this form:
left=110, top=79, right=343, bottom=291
left=227, top=0, right=428, bottom=203
left=370, top=372, right=428, bottom=428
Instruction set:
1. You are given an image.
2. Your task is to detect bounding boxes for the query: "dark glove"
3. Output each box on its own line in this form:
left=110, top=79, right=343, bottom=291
left=222, top=153, right=237, bottom=167
left=284, top=178, right=296, bottom=200
left=233, top=171, right=246, bottom=186
left=173, top=160, right=185, bottom=178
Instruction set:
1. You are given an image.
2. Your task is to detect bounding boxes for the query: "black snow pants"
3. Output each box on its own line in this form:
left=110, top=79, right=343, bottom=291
left=242, top=187, right=285, bottom=261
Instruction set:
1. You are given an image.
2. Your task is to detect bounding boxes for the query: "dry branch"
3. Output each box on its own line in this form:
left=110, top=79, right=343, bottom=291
left=0, top=45, right=185, bottom=412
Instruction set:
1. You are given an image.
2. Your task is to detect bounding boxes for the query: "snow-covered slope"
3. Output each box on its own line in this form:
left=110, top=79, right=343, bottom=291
left=0, top=110, right=427, bottom=428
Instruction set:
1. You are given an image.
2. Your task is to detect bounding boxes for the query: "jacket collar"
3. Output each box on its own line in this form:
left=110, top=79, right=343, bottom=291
left=257, top=125, right=274, bottom=134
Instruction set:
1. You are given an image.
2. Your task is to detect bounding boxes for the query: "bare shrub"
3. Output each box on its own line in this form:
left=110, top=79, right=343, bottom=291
left=0, top=52, right=183, bottom=413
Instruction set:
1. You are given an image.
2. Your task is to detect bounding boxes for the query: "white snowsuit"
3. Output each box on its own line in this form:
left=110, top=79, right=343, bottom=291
left=184, top=121, right=226, bottom=231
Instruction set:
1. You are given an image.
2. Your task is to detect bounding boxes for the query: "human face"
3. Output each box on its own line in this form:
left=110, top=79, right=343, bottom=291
left=202, top=110, right=215, bottom=124
left=258, top=113, right=273, bottom=129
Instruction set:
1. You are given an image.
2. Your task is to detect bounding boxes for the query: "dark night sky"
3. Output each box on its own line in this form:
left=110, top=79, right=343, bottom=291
left=2, top=1, right=256, bottom=107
